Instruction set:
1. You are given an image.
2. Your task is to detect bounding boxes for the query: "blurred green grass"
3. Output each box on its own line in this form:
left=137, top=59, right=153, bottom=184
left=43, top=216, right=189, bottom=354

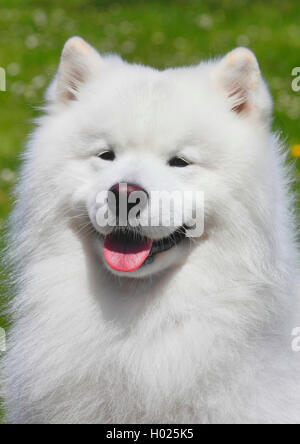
left=0, top=0, right=299, bottom=424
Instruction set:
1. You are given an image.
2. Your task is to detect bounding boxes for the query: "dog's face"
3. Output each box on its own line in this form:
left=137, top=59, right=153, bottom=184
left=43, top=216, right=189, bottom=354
left=41, top=37, right=272, bottom=278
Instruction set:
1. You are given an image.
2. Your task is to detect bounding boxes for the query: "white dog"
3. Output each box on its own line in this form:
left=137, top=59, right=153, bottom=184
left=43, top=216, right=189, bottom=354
left=1, top=37, right=299, bottom=424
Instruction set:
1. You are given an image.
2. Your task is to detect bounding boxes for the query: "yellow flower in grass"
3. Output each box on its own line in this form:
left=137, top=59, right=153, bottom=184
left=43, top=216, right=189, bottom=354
left=291, top=145, right=300, bottom=158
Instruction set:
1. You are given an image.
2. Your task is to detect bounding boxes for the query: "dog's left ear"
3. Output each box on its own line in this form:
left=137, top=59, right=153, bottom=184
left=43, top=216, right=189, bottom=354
left=46, top=36, right=102, bottom=105
left=213, top=47, right=272, bottom=121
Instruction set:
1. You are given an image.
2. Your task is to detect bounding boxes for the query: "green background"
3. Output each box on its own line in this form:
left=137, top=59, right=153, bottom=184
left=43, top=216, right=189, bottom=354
left=0, top=0, right=299, bottom=423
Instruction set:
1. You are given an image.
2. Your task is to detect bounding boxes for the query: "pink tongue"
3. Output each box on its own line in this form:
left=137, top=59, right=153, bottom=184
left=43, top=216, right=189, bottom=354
left=103, top=234, right=153, bottom=273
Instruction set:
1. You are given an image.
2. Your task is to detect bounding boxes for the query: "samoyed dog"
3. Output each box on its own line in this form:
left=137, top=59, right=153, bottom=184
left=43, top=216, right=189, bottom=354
left=1, top=37, right=300, bottom=424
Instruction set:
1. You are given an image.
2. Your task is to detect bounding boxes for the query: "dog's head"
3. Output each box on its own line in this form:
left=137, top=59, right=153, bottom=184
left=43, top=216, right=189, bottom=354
left=41, top=37, right=272, bottom=278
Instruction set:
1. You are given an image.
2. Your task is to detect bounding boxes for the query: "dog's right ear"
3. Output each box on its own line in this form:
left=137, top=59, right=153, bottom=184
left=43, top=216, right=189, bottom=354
left=46, top=36, right=102, bottom=105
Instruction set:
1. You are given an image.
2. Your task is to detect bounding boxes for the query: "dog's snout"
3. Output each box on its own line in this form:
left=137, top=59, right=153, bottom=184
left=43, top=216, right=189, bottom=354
left=108, top=183, right=148, bottom=216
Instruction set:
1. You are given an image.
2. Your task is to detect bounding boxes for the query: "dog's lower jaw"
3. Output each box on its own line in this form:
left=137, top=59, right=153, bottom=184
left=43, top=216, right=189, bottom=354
left=99, top=237, right=190, bottom=278
left=93, top=225, right=190, bottom=278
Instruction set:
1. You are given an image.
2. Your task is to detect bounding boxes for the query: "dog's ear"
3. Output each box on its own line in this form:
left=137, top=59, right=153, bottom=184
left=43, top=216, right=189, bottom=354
left=213, top=47, right=272, bottom=121
left=46, top=36, right=102, bottom=105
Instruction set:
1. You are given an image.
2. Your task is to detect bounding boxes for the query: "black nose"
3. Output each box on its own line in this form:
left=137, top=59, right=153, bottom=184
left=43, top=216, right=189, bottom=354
left=108, top=183, right=148, bottom=220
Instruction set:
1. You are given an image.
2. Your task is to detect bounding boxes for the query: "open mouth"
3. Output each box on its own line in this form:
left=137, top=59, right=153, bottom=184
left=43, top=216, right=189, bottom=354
left=102, top=226, right=187, bottom=273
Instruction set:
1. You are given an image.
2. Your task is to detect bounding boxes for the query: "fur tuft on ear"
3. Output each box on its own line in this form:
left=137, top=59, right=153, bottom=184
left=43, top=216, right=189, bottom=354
left=214, top=47, right=272, bottom=121
left=47, top=36, right=102, bottom=105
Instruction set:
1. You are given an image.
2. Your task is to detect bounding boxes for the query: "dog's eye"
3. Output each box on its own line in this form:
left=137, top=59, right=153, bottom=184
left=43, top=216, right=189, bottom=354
left=98, top=150, right=115, bottom=161
left=169, top=156, right=190, bottom=168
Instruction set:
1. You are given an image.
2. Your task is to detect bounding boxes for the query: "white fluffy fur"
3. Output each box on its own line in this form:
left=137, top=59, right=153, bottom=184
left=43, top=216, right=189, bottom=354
left=1, top=38, right=300, bottom=424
